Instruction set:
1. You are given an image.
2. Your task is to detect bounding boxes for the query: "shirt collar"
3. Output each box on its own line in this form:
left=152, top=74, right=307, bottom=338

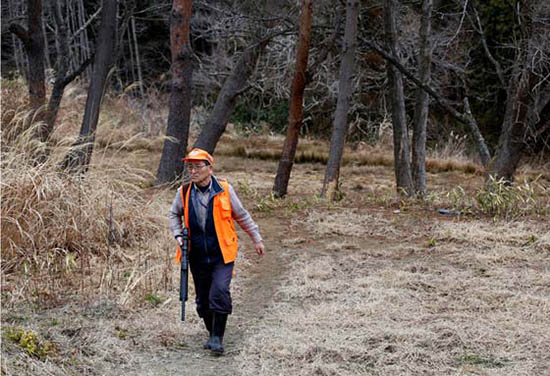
left=193, top=179, right=212, bottom=193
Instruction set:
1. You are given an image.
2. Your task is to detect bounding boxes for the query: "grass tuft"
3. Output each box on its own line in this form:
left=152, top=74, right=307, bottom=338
left=5, top=327, right=57, bottom=360
left=447, top=175, right=549, bottom=218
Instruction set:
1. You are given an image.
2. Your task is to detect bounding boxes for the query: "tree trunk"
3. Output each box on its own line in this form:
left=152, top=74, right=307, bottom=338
left=25, top=0, right=45, bottom=112
left=131, top=16, right=145, bottom=98
left=272, top=0, right=313, bottom=198
left=463, top=97, right=491, bottom=166
left=9, top=0, right=46, bottom=112
left=39, top=0, right=71, bottom=143
left=530, top=96, right=550, bottom=151
left=193, top=41, right=268, bottom=154
left=411, top=0, right=432, bottom=197
left=61, top=0, right=118, bottom=173
left=126, top=25, right=137, bottom=84
left=321, top=0, right=360, bottom=200
left=42, top=8, right=51, bottom=72
left=8, top=0, right=25, bottom=77
left=489, top=2, right=539, bottom=182
left=384, top=0, right=412, bottom=196
left=156, top=0, right=194, bottom=185
left=489, top=67, right=534, bottom=182
left=77, top=0, right=93, bottom=80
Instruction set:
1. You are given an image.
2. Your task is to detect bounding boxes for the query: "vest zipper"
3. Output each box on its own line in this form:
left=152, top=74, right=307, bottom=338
left=204, top=192, right=210, bottom=263
left=204, top=236, right=209, bottom=264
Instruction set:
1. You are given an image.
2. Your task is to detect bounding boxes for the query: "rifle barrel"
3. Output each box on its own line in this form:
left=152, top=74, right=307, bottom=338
left=180, top=228, right=189, bottom=321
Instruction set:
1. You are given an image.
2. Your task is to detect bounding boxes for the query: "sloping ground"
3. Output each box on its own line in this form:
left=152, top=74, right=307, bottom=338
left=2, top=156, right=549, bottom=376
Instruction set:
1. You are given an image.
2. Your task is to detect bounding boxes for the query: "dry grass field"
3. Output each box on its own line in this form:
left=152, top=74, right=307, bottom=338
left=1, top=80, right=549, bottom=375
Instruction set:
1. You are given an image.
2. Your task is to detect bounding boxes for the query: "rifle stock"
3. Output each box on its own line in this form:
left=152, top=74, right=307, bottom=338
left=180, top=228, right=189, bottom=321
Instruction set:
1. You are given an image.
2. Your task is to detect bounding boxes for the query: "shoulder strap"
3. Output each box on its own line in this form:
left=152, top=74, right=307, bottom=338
left=180, top=183, right=191, bottom=207
left=218, top=179, right=229, bottom=192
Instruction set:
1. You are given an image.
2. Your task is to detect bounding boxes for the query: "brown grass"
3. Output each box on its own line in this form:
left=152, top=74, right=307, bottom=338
left=0, top=82, right=168, bottom=310
left=0, top=142, right=170, bottom=305
left=214, top=133, right=483, bottom=175
left=236, top=209, right=550, bottom=376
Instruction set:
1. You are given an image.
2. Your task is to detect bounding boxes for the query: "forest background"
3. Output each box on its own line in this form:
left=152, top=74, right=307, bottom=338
left=1, top=0, right=549, bottom=375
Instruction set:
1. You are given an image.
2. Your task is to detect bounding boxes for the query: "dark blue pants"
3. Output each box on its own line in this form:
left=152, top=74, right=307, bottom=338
left=190, top=260, right=234, bottom=317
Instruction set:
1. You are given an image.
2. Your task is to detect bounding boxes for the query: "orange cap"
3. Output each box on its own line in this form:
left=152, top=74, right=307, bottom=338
left=182, top=148, right=214, bottom=166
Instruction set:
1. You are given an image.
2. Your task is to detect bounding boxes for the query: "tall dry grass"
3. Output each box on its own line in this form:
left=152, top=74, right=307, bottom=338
left=1, top=80, right=169, bottom=309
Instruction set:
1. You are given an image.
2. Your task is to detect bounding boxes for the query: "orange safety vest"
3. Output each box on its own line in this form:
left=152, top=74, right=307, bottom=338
left=174, top=179, right=238, bottom=264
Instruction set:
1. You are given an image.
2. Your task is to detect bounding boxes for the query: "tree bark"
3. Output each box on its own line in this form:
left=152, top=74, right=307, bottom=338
left=411, top=0, right=433, bottom=197
left=272, top=0, right=313, bottom=198
left=321, top=0, right=360, bottom=200
left=39, top=0, right=73, bottom=143
left=8, top=0, right=25, bottom=77
left=463, top=97, right=491, bottom=166
left=489, top=2, right=540, bottom=182
left=61, top=0, right=118, bottom=173
left=193, top=40, right=268, bottom=154
left=384, top=0, right=412, bottom=196
left=531, top=96, right=550, bottom=149
left=131, top=16, right=145, bottom=98
left=78, top=0, right=92, bottom=79
left=156, top=0, right=194, bottom=185
left=42, top=8, right=51, bottom=72
left=489, top=65, right=534, bottom=182
left=9, top=0, right=46, bottom=112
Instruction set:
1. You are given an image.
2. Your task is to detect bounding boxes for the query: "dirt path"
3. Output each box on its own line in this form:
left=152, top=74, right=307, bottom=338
left=124, top=217, right=290, bottom=376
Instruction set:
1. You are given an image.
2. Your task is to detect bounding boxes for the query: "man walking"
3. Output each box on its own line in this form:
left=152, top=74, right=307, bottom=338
left=169, top=148, right=265, bottom=354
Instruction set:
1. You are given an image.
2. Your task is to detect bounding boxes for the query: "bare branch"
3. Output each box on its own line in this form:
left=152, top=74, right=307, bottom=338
left=61, top=56, right=94, bottom=87
left=68, top=5, right=102, bottom=44
left=308, top=6, right=343, bottom=79
left=468, top=3, right=506, bottom=86
left=463, top=96, right=491, bottom=166
left=365, top=38, right=471, bottom=124
left=9, top=23, right=30, bottom=49
left=445, top=0, right=468, bottom=46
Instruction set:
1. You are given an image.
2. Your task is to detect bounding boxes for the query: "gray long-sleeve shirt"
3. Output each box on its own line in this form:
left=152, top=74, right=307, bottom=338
left=169, top=177, right=262, bottom=244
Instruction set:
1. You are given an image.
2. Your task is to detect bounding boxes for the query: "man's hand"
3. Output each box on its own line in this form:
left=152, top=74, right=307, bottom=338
left=254, top=241, right=265, bottom=257
left=176, top=235, right=183, bottom=246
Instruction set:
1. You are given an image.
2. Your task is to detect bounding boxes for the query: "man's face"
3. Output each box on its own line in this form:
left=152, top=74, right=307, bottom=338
left=188, top=161, right=212, bottom=186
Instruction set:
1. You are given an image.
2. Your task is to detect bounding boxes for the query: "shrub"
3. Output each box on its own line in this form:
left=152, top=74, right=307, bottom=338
left=447, top=175, right=548, bottom=218
left=6, top=327, right=57, bottom=359
left=231, top=99, right=289, bottom=134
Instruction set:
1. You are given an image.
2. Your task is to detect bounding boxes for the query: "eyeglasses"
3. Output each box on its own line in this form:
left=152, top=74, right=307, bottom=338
left=187, top=164, right=208, bottom=172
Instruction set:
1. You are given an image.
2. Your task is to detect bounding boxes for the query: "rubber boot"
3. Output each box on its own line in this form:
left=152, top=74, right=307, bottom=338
left=210, top=312, right=227, bottom=355
left=202, top=311, right=213, bottom=349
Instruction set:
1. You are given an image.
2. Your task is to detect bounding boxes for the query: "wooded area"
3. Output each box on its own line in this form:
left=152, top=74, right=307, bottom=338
left=2, top=0, right=549, bottom=192
left=2, top=2, right=550, bottom=374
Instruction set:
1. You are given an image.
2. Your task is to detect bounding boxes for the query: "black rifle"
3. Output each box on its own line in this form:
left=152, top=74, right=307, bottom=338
left=179, top=228, right=189, bottom=321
